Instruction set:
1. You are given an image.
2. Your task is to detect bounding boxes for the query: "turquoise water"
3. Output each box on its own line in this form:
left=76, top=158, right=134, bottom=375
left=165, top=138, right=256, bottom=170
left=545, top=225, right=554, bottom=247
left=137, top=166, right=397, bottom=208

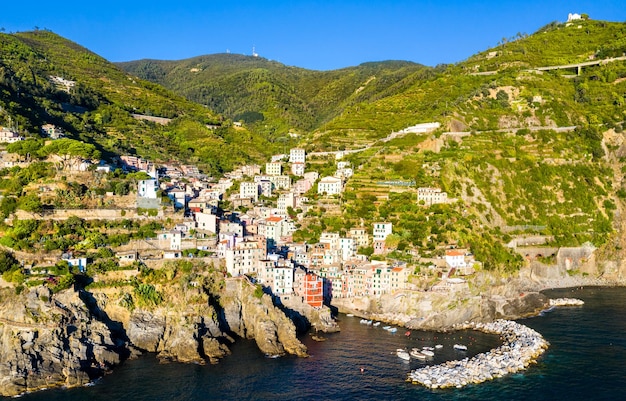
left=15, top=287, right=626, bottom=400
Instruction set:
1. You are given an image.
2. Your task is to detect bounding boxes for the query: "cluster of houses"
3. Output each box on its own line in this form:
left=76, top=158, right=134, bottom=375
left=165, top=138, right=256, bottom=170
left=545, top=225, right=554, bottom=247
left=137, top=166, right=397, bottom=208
left=0, top=123, right=473, bottom=307
left=124, top=146, right=475, bottom=308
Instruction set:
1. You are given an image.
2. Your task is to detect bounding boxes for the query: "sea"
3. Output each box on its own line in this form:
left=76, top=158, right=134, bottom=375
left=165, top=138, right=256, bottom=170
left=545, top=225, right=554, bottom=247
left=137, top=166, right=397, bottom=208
left=15, top=287, right=626, bottom=401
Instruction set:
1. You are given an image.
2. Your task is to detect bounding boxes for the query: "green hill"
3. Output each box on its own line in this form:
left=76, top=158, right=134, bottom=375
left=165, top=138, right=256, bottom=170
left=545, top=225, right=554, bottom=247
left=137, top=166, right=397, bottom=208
left=0, top=30, right=274, bottom=174
left=3, top=19, right=626, bottom=269
left=118, top=55, right=428, bottom=139
left=119, top=18, right=626, bottom=264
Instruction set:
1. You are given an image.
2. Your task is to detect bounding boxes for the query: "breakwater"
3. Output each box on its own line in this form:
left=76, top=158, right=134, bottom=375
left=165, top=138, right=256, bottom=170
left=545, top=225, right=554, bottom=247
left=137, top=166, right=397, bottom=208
left=549, top=297, right=584, bottom=306
left=407, top=319, right=548, bottom=389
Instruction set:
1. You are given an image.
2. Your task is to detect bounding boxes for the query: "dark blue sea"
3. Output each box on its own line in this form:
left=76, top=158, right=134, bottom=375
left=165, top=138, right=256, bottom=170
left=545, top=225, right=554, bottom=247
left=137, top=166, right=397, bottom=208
left=15, top=287, right=626, bottom=400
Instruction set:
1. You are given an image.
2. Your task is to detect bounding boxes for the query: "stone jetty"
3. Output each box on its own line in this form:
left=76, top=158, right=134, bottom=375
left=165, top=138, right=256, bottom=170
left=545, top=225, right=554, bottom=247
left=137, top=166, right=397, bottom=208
left=407, top=319, right=548, bottom=389
left=549, top=297, right=584, bottom=307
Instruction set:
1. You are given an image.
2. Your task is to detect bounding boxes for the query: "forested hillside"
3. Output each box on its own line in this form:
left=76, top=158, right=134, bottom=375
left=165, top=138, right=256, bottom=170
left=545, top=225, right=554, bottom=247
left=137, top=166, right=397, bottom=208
left=0, top=30, right=276, bottom=174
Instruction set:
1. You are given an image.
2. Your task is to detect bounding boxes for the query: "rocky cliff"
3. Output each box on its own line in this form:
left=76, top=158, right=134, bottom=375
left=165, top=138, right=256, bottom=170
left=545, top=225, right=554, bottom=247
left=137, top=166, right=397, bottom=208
left=0, top=275, right=308, bottom=397
left=0, top=287, right=127, bottom=397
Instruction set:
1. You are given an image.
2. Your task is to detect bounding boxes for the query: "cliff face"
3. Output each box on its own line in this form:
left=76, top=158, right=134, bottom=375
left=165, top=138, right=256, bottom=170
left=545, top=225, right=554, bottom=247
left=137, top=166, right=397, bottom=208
left=0, top=277, right=308, bottom=397
left=220, top=279, right=307, bottom=357
left=0, top=287, right=127, bottom=397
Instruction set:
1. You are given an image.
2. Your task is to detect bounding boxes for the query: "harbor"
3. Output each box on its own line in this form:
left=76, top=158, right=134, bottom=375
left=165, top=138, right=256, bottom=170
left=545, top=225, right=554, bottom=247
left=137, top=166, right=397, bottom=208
left=407, top=319, right=549, bottom=389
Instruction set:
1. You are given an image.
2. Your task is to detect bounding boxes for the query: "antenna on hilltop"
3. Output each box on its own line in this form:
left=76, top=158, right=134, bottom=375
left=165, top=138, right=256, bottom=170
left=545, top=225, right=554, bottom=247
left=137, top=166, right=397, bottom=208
left=226, top=48, right=230, bottom=54
left=252, top=45, right=258, bottom=57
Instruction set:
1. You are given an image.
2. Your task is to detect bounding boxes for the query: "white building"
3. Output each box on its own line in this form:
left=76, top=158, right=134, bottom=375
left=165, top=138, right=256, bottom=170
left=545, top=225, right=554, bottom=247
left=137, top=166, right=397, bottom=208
left=445, top=249, right=466, bottom=268
left=289, top=148, right=306, bottom=164
left=317, top=176, right=343, bottom=195
left=417, top=187, right=448, bottom=206
left=339, top=237, right=357, bottom=261
left=269, top=175, right=291, bottom=190
left=240, top=181, right=259, bottom=202
left=373, top=222, right=393, bottom=241
left=138, top=179, right=158, bottom=199
left=259, top=180, right=273, bottom=197
left=277, top=192, right=296, bottom=214
left=320, top=232, right=341, bottom=250
left=225, top=239, right=264, bottom=277
left=158, top=230, right=182, bottom=250
left=195, top=211, right=218, bottom=233
left=259, top=262, right=295, bottom=296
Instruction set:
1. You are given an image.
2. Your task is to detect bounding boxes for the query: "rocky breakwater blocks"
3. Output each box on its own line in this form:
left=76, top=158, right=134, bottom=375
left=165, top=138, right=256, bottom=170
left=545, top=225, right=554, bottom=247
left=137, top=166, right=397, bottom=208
left=407, top=319, right=549, bottom=389
left=549, top=298, right=584, bottom=307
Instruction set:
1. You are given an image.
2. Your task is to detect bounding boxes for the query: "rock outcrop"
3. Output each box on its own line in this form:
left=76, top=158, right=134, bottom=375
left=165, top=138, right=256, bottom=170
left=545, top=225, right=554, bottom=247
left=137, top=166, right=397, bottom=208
left=0, top=287, right=127, bottom=397
left=220, top=279, right=307, bottom=357
left=0, top=275, right=308, bottom=397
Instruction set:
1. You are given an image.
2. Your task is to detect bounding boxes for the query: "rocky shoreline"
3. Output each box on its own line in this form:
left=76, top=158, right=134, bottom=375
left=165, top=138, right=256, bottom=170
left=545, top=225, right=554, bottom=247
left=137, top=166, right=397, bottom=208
left=0, top=275, right=336, bottom=397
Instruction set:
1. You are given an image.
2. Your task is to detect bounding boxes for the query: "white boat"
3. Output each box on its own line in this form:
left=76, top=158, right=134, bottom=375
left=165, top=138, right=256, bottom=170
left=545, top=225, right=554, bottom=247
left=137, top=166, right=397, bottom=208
left=422, top=346, right=435, bottom=351
left=396, top=349, right=410, bottom=361
left=435, top=344, right=443, bottom=349
left=346, top=313, right=354, bottom=317
left=366, top=320, right=373, bottom=325
left=388, top=327, right=398, bottom=333
left=373, top=322, right=381, bottom=327
left=382, top=326, right=391, bottom=330
left=360, top=319, right=369, bottom=324
left=410, top=348, right=426, bottom=359
left=421, top=349, right=435, bottom=357
left=453, top=344, right=468, bottom=351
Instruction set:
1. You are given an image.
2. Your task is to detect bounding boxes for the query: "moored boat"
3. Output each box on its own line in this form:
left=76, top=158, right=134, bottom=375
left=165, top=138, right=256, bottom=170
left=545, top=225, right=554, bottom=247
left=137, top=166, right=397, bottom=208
left=410, top=348, right=426, bottom=359
left=373, top=321, right=380, bottom=327
left=453, top=344, right=468, bottom=351
left=396, top=349, right=410, bottom=361
left=421, top=349, right=435, bottom=357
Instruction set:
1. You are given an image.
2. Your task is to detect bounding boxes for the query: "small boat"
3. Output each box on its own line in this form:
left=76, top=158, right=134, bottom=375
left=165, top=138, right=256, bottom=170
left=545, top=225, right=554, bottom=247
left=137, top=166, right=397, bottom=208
left=422, top=346, right=434, bottom=351
left=373, top=322, right=381, bottom=327
left=421, top=349, right=435, bottom=357
left=311, top=335, right=326, bottom=342
left=382, top=326, right=391, bottom=330
left=396, top=349, right=410, bottom=361
left=405, top=331, right=411, bottom=337
left=366, top=320, right=373, bottom=325
left=360, top=319, right=369, bottom=324
left=410, top=348, right=426, bottom=359
left=346, top=313, right=354, bottom=317
left=388, top=327, right=398, bottom=333
left=435, top=344, right=443, bottom=349
left=453, top=344, right=468, bottom=351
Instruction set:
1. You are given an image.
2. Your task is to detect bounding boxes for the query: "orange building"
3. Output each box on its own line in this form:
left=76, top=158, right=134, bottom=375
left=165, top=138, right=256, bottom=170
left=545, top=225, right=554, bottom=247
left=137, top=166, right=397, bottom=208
left=303, top=273, right=324, bottom=308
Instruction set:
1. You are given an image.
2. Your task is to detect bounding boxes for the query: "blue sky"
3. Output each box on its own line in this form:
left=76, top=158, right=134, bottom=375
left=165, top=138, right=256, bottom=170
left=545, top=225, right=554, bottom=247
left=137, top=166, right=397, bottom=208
left=3, top=1, right=626, bottom=70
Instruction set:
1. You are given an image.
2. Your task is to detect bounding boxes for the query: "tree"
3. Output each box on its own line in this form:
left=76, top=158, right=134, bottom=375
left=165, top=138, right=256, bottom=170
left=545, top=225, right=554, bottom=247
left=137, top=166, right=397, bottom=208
left=39, top=139, right=101, bottom=170
left=18, top=193, right=43, bottom=213
left=6, top=139, right=43, bottom=161
left=0, top=250, right=19, bottom=273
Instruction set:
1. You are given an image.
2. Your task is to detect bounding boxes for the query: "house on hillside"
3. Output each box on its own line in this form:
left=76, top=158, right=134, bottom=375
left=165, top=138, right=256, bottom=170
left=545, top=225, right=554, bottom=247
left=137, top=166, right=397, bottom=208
left=317, top=176, right=342, bottom=195
left=289, top=148, right=306, bottom=163
left=0, top=127, right=24, bottom=143
left=417, top=187, right=448, bottom=206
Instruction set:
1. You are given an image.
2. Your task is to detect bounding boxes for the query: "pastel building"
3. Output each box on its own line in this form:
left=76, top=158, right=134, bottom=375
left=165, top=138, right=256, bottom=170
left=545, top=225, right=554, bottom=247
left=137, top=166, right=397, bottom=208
left=266, top=162, right=282, bottom=176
